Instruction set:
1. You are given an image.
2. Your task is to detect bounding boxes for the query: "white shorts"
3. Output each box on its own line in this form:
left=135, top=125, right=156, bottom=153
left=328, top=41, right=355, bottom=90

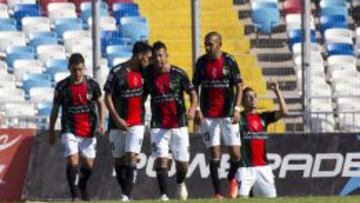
left=201, top=117, right=241, bottom=148
left=150, top=127, right=190, bottom=162
left=109, top=125, right=145, bottom=158
left=61, top=133, right=97, bottom=159
left=237, top=165, right=277, bottom=198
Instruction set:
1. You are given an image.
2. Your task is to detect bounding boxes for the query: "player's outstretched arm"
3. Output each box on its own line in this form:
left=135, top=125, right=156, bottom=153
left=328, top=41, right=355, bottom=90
left=48, top=104, right=59, bottom=146
left=96, top=96, right=106, bottom=135
left=270, top=82, right=288, bottom=120
left=104, top=92, right=128, bottom=130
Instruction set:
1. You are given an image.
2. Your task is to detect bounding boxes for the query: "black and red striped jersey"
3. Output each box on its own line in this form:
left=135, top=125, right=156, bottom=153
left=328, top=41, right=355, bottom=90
left=53, top=76, right=102, bottom=138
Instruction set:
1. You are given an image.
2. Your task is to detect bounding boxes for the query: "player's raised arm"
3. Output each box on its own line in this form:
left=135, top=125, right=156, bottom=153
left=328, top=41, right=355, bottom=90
left=270, top=82, right=288, bottom=120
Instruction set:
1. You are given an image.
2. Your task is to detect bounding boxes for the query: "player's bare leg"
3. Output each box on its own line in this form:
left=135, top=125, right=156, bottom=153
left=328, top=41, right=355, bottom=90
left=175, top=161, right=188, bottom=200
left=123, top=152, right=138, bottom=199
left=114, top=157, right=127, bottom=195
left=209, top=145, right=223, bottom=199
left=78, top=157, right=94, bottom=201
left=227, top=145, right=241, bottom=199
left=155, top=158, right=169, bottom=201
left=66, top=154, right=80, bottom=201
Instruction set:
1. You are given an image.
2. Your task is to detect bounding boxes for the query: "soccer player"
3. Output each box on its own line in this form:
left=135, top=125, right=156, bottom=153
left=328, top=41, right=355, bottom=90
left=145, top=41, right=198, bottom=201
left=193, top=31, right=243, bottom=199
left=237, top=82, right=287, bottom=198
left=103, top=41, right=152, bottom=201
left=48, top=53, right=105, bottom=201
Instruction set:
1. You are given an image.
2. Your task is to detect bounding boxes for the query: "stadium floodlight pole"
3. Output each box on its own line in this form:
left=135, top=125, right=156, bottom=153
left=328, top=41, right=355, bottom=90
left=191, top=0, right=201, bottom=68
left=301, top=0, right=311, bottom=132
left=91, top=0, right=101, bottom=82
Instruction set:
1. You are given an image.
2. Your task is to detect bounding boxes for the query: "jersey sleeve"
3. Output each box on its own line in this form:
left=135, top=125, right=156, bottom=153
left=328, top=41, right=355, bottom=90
left=92, top=80, right=102, bottom=101
left=228, top=55, right=243, bottom=85
left=181, top=70, right=195, bottom=93
left=103, top=68, right=117, bottom=94
left=260, top=111, right=278, bottom=126
left=53, top=83, right=63, bottom=106
left=192, top=59, right=201, bottom=88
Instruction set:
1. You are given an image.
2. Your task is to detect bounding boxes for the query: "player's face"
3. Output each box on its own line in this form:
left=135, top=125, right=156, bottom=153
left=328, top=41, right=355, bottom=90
left=243, top=90, right=257, bottom=110
left=205, top=35, right=221, bottom=57
left=139, top=51, right=152, bottom=68
left=153, top=48, right=168, bottom=69
left=70, top=63, right=85, bottom=82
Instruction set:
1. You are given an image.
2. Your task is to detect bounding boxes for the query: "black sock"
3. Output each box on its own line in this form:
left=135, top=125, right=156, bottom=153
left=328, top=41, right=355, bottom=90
left=78, top=167, right=92, bottom=190
left=124, top=165, right=136, bottom=197
left=115, top=165, right=126, bottom=193
left=209, top=159, right=222, bottom=195
left=176, top=170, right=186, bottom=184
left=66, top=165, right=79, bottom=198
left=156, top=168, right=168, bottom=196
left=227, top=160, right=240, bottom=181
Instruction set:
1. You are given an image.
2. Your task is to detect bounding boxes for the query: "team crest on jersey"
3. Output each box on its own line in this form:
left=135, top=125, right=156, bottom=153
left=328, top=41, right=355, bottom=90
left=86, top=93, right=93, bottom=100
left=223, top=66, right=229, bottom=75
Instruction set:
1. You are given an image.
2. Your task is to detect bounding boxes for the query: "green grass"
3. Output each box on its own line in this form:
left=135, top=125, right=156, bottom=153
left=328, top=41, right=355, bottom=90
left=45, top=196, right=360, bottom=203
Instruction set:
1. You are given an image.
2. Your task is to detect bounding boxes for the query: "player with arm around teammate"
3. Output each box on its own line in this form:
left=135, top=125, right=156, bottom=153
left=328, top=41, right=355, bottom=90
left=103, top=41, right=152, bottom=201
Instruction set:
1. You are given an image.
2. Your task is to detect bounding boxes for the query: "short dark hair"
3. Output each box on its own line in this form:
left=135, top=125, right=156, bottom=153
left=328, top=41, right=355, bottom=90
left=132, top=41, right=152, bottom=55
left=205, top=31, right=222, bottom=43
left=242, top=87, right=256, bottom=102
left=152, top=41, right=167, bottom=52
left=68, top=53, right=84, bottom=69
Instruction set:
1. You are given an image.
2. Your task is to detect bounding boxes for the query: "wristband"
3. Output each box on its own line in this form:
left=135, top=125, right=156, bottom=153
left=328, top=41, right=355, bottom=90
left=196, top=106, right=201, bottom=111
left=234, top=106, right=241, bottom=112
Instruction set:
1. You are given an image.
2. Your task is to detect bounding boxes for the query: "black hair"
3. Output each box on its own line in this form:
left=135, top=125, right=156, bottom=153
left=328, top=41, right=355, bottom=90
left=242, top=87, right=256, bottom=103
left=152, top=41, right=167, bottom=52
left=205, top=31, right=222, bottom=43
left=132, top=41, right=152, bottom=55
left=68, top=53, right=85, bottom=69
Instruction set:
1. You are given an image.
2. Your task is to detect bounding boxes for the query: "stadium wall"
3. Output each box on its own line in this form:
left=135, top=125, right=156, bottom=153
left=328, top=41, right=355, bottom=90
left=1, top=130, right=360, bottom=200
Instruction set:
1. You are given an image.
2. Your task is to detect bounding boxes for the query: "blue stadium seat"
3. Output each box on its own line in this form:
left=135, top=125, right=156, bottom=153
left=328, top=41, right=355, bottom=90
left=29, top=36, right=58, bottom=48
left=107, top=51, right=132, bottom=67
left=101, top=36, right=131, bottom=55
left=37, top=102, right=52, bottom=116
left=112, top=2, right=139, bottom=12
left=45, top=66, right=68, bottom=81
left=54, top=18, right=83, bottom=26
left=320, top=6, right=348, bottom=18
left=23, top=73, right=51, bottom=81
left=119, top=16, right=149, bottom=43
left=320, top=15, right=348, bottom=34
left=0, top=18, right=17, bottom=30
left=6, top=52, right=36, bottom=73
left=13, top=4, right=41, bottom=29
left=251, top=7, right=280, bottom=35
left=288, top=29, right=317, bottom=48
left=23, top=78, right=52, bottom=98
left=113, top=8, right=140, bottom=24
left=28, top=31, right=57, bottom=40
left=46, top=58, right=68, bottom=68
left=81, top=8, right=108, bottom=22
left=326, top=43, right=354, bottom=56
left=320, top=0, right=347, bottom=8
left=106, top=45, right=132, bottom=54
left=54, top=22, right=84, bottom=39
left=251, top=1, right=278, bottom=10
left=80, top=1, right=108, bottom=12
left=7, top=45, right=35, bottom=54
left=0, top=24, right=17, bottom=31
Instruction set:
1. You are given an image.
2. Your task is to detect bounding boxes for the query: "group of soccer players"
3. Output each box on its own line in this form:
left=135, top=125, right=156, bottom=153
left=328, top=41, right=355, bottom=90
left=48, top=31, right=288, bottom=201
